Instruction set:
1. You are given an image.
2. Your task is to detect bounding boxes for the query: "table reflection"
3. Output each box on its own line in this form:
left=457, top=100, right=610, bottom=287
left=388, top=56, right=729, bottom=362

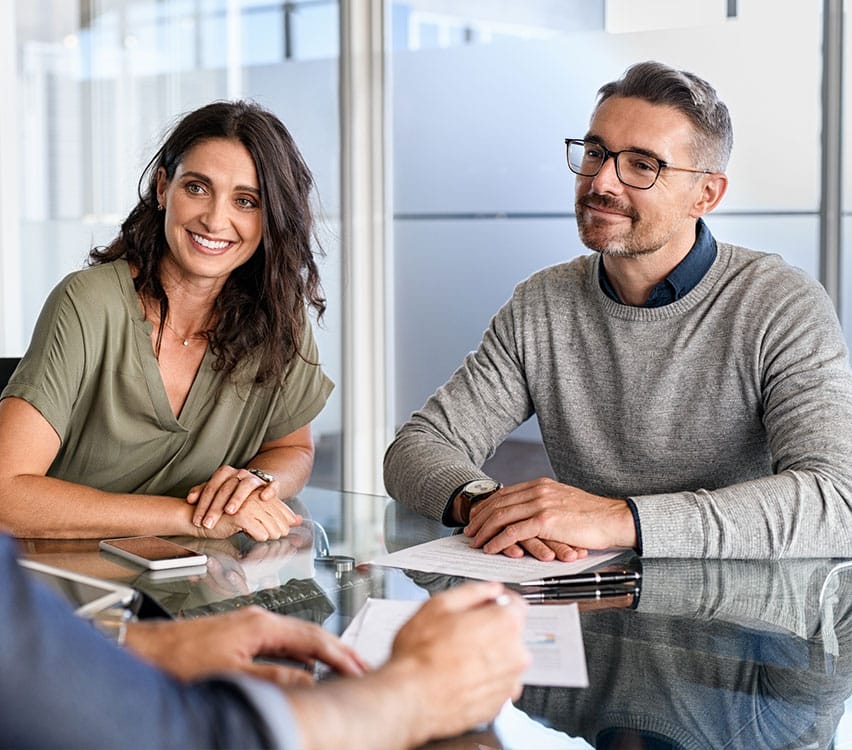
left=514, top=559, right=852, bottom=750
left=18, top=488, right=852, bottom=749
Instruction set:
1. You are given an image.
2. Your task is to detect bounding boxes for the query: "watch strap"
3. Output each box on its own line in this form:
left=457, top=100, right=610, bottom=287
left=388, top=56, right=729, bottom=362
left=248, top=467, right=275, bottom=484
left=453, top=480, right=502, bottom=525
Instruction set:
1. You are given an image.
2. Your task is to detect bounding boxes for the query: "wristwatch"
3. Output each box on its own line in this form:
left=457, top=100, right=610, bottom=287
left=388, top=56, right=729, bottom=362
left=454, top=479, right=503, bottom=524
left=248, top=467, right=275, bottom=484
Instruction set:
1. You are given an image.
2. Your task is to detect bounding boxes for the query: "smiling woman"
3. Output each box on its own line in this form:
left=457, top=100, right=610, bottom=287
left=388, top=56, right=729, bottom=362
left=0, top=101, right=333, bottom=542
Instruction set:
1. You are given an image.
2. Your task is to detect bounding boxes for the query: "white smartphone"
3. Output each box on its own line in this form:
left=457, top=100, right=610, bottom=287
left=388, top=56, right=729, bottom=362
left=99, top=536, right=208, bottom=570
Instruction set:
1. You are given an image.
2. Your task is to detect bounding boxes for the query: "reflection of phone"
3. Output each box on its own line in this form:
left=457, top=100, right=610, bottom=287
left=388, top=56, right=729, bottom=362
left=99, top=536, right=208, bottom=570
left=141, top=564, right=209, bottom=582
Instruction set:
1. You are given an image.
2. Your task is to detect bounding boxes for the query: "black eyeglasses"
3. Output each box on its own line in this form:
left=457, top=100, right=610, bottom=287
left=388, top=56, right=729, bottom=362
left=565, top=139, right=714, bottom=190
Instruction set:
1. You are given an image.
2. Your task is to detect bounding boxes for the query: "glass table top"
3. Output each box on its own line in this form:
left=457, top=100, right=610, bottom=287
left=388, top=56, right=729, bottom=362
left=18, top=486, right=852, bottom=749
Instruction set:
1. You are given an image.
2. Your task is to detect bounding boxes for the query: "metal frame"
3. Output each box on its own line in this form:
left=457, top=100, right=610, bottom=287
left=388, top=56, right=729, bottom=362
left=820, top=0, right=845, bottom=309
left=339, top=0, right=394, bottom=495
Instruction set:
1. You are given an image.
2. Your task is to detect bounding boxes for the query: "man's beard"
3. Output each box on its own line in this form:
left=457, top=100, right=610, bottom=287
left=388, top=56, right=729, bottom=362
left=575, top=193, right=656, bottom=258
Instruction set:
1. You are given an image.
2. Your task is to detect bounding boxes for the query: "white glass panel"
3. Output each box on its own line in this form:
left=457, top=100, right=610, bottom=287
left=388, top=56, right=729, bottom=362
left=394, top=217, right=583, bottom=429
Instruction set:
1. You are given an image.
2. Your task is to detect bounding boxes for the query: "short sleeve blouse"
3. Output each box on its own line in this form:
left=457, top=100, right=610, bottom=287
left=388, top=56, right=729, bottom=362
left=2, top=260, right=334, bottom=497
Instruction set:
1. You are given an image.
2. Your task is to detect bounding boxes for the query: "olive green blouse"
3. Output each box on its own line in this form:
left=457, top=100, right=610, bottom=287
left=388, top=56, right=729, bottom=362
left=2, top=260, right=333, bottom=497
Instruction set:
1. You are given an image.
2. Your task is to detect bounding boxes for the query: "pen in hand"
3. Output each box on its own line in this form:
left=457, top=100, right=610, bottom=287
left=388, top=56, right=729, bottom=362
left=516, top=569, right=641, bottom=587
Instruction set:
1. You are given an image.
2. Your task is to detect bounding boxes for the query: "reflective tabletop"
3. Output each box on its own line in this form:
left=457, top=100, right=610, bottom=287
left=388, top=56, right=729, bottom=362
left=19, top=487, right=852, bottom=749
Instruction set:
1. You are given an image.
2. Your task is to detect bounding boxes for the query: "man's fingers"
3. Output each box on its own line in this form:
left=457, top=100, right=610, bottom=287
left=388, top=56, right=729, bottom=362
left=548, top=540, right=587, bottom=561
left=517, top=538, right=556, bottom=561
left=256, top=615, right=367, bottom=677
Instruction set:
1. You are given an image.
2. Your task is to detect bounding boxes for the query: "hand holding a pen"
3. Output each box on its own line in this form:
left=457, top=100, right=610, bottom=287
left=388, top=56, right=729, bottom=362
left=390, top=582, right=529, bottom=743
left=464, top=477, right=638, bottom=562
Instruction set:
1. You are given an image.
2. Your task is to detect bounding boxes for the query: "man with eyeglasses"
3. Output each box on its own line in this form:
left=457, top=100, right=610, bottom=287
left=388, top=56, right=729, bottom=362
left=384, top=60, right=852, bottom=560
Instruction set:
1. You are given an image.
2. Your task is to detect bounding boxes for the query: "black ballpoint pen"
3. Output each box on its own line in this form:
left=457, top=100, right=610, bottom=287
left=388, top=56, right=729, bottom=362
left=522, top=586, right=639, bottom=602
left=517, top=570, right=641, bottom=587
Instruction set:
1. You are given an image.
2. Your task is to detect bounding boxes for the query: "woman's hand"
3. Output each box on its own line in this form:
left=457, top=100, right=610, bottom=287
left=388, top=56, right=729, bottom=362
left=187, top=424, right=316, bottom=531
left=187, top=464, right=286, bottom=529
left=194, top=490, right=302, bottom=541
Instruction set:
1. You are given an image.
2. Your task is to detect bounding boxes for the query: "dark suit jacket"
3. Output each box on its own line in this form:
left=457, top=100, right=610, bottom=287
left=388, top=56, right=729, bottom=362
left=0, top=534, right=296, bottom=749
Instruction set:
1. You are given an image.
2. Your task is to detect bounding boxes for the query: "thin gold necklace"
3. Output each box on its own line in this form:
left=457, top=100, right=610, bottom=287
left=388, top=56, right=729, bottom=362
left=163, top=319, right=206, bottom=347
left=138, top=294, right=209, bottom=348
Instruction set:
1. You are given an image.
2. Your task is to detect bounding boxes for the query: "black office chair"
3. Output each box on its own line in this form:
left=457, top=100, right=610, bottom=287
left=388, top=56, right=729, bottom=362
left=0, top=358, right=21, bottom=391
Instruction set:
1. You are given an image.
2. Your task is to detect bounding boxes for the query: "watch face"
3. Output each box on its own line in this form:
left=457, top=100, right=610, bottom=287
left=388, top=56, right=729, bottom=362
left=464, top=479, right=501, bottom=496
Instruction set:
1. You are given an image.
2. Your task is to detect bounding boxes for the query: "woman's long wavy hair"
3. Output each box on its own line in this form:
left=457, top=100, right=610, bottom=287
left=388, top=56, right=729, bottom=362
left=90, top=100, right=326, bottom=385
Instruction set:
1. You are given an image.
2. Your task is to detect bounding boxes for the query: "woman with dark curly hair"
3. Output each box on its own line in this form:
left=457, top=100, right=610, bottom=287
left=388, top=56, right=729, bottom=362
left=0, top=101, right=332, bottom=541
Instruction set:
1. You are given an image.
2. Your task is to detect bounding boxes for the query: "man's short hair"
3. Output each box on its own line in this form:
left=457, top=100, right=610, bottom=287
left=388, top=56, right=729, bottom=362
left=596, top=61, right=733, bottom=173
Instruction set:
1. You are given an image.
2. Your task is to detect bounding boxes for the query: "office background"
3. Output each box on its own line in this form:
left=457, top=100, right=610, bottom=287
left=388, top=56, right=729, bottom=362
left=0, top=0, right=849, bottom=496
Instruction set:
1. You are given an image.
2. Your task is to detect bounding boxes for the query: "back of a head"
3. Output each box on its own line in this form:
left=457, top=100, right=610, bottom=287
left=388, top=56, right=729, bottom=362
left=596, top=61, right=733, bottom=173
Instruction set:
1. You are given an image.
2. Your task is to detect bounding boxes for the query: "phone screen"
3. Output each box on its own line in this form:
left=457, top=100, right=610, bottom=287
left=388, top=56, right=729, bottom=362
left=107, top=537, right=199, bottom=561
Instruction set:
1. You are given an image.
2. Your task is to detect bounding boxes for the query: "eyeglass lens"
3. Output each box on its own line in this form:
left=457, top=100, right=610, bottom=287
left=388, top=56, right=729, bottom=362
left=567, top=140, right=661, bottom=189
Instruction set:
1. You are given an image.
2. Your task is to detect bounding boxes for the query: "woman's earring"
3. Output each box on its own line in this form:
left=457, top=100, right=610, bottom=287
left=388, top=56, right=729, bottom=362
left=157, top=203, right=164, bottom=211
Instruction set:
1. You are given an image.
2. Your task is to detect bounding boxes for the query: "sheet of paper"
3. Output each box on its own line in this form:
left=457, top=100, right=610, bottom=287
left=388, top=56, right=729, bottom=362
left=370, top=532, right=625, bottom=583
left=342, top=597, right=588, bottom=687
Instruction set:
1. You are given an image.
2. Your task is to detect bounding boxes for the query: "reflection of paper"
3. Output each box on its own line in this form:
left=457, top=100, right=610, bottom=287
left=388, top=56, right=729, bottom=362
left=342, top=598, right=588, bottom=687
left=370, top=533, right=625, bottom=583
left=492, top=701, right=579, bottom=749
left=522, top=604, right=588, bottom=687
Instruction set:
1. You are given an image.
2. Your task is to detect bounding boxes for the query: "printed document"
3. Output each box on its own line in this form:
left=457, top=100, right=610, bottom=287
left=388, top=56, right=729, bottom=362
left=342, top=597, right=589, bottom=687
left=370, top=533, right=625, bottom=583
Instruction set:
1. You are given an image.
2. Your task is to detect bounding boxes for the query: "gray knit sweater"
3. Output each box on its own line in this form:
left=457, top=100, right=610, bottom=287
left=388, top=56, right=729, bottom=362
left=383, top=243, right=852, bottom=558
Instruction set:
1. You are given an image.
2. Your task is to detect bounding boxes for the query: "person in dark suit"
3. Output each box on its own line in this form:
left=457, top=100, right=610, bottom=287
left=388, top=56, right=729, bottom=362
left=0, top=533, right=528, bottom=749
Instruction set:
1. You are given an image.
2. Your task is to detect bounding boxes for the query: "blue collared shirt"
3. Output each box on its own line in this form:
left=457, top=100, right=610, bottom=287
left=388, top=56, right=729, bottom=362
left=598, top=218, right=717, bottom=307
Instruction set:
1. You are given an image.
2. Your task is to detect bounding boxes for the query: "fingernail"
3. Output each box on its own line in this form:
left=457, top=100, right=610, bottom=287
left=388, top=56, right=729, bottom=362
left=193, top=517, right=201, bottom=527
left=225, top=504, right=236, bottom=514
left=203, top=518, right=215, bottom=529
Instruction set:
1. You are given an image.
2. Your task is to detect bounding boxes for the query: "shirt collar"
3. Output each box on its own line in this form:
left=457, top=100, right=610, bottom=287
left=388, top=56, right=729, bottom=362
left=598, top=218, right=717, bottom=308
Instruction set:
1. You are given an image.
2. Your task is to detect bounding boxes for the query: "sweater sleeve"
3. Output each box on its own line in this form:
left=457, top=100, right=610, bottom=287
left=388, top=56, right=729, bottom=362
left=634, top=268, right=852, bottom=558
left=384, top=294, right=535, bottom=521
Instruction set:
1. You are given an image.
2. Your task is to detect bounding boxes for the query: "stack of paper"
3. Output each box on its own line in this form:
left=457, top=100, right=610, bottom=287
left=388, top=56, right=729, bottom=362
left=369, top=533, right=624, bottom=584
